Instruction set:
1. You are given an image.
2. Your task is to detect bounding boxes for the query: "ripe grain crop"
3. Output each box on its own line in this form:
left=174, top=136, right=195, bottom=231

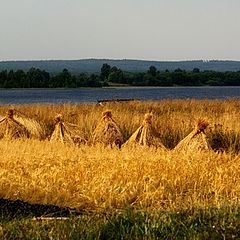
left=1, top=140, right=240, bottom=211
left=0, top=100, right=240, bottom=212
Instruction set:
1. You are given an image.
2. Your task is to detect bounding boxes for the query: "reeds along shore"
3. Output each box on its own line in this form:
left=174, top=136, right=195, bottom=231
left=0, top=100, right=240, bottom=152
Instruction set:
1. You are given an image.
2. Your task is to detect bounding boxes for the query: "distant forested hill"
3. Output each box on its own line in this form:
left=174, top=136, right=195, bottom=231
left=0, top=59, right=240, bottom=73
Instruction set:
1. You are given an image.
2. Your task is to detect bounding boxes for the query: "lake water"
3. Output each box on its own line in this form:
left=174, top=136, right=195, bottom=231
left=0, top=87, right=240, bottom=104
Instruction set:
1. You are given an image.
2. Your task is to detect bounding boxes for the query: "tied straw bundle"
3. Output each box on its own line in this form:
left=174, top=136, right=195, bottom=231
left=92, top=110, right=123, bottom=147
left=174, top=119, right=210, bottom=152
left=0, top=109, right=44, bottom=140
left=50, top=114, right=85, bottom=145
left=123, top=113, right=166, bottom=149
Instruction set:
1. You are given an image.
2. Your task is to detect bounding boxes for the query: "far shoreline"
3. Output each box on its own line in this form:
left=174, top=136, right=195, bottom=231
left=1, top=85, right=240, bottom=90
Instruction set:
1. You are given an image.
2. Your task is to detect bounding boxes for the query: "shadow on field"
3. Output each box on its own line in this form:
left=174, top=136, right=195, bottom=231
left=0, top=198, right=79, bottom=219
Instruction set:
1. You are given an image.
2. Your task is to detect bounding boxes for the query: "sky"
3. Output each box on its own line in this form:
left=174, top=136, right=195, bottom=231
left=0, top=0, right=240, bottom=61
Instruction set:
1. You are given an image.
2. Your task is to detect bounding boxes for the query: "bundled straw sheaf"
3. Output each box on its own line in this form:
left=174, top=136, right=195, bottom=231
left=0, top=109, right=44, bottom=140
left=92, top=110, right=123, bottom=147
left=123, top=113, right=166, bottom=149
left=50, top=114, right=85, bottom=145
left=174, top=119, right=210, bottom=152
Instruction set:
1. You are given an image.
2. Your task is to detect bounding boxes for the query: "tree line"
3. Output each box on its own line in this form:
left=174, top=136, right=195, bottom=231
left=0, top=68, right=102, bottom=88
left=100, top=64, right=240, bottom=86
left=0, top=64, right=240, bottom=88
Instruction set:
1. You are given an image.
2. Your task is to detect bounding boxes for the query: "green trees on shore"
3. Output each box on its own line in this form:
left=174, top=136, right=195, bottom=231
left=0, top=64, right=240, bottom=88
left=0, top=68, right=102, bottom=88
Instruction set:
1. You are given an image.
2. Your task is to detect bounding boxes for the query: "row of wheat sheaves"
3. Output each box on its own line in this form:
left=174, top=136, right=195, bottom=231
left=0, top=109, right=210, bottom=152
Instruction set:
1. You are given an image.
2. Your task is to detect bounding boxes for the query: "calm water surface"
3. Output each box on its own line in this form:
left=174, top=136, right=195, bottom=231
left=0, top=87, right=240, bottom=104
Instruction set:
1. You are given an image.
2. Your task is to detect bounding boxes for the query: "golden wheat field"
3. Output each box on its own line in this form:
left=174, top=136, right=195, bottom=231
left=1, top=100, right=240, bottom=212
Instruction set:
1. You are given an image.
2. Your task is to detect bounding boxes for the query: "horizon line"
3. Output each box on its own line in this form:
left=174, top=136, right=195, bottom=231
left=1, top=58, right=240, bottom=62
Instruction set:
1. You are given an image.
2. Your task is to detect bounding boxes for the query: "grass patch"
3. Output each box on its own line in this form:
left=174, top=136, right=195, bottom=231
left=1, top=207, right=240, bottom=239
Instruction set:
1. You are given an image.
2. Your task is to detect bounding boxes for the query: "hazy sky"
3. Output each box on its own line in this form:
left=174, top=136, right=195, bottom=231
left=0, top=0, right=240, bottom=61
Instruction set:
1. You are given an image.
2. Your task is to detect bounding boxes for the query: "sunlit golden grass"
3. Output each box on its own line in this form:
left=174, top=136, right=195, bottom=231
left=0, top=139, right=240, bottom=211
left=0, top=99, right=240, bottom=212
left=0, top=100, right=240, bottom=141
